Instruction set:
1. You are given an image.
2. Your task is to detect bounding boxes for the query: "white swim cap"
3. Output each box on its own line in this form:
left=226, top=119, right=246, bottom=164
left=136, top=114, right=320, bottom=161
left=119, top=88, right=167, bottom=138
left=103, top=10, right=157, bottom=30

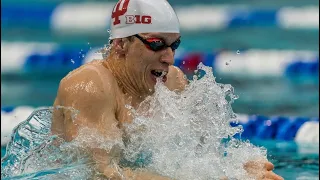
left=110, top=0, right=180, bottom=39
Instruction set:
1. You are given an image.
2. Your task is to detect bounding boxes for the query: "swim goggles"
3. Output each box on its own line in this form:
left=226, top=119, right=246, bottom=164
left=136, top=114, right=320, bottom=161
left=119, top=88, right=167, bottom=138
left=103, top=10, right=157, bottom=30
left=134, top=34, right=181, bottom=52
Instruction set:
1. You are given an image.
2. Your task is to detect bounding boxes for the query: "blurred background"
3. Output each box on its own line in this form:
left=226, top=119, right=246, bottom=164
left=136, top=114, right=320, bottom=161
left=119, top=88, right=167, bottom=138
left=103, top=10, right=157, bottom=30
left=1, top=0, right=319, bottom=117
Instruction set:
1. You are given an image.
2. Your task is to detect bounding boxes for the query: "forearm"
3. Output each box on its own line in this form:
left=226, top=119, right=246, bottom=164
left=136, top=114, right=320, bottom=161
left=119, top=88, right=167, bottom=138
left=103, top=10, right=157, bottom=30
left=92, top=147, right=170, bottom=180
left=96, top=163, right=171, bottom=180
left=123, top=168, right=171, bottom=180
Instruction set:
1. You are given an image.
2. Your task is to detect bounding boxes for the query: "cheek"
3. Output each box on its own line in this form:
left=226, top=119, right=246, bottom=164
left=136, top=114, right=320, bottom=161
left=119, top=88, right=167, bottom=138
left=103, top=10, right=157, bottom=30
left=131, top=49, right=153, bottom=67
left=127, top=43, right=158, bottom=74
left=127, top=49, right=147, bottom=75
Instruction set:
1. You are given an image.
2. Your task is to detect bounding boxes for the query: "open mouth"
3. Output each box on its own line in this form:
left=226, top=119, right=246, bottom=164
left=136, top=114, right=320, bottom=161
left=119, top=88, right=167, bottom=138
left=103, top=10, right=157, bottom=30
left=151, top=70, right=167, bottom=77
left=151, top=70, right=168, bottom=82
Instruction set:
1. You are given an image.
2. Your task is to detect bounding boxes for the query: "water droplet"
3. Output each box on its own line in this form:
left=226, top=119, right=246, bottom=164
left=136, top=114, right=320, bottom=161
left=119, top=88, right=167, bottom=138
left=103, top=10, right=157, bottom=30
left=82, top=54, right=85, bottom=58
left=234, top=95, right=239, bottom=100
left=71, top=59, right=75, bottom=64
left=193, top=75, right=198, bottom=80
left=182, top=61, right=185, bottom=64
left=87, top=42, right=90, bottom=45
left=236, top=50, right=240, bottom=54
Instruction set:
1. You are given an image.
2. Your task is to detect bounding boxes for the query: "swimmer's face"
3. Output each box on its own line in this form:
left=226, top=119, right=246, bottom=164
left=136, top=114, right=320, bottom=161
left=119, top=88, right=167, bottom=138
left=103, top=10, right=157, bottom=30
left=126, top=32, right=181, bottom=94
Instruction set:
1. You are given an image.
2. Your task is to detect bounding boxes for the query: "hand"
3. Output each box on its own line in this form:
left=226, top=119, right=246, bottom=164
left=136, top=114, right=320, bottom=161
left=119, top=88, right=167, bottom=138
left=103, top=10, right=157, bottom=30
left=244, top=159, right=284, bottom=180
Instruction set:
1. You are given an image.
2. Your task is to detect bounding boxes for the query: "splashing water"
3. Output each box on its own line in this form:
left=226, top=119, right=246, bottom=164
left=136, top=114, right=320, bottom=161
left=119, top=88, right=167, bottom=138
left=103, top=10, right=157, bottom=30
left=96, top=43, right=112, bottom=59
left=1, top=106, right=124, bottom=179
left=95, top=29, right=114, bottom=59
left=1, top=107, right=93, bottom=179
left=122, top=63, right=266, bottom=179
left=1, top=63, right=267, bottom=179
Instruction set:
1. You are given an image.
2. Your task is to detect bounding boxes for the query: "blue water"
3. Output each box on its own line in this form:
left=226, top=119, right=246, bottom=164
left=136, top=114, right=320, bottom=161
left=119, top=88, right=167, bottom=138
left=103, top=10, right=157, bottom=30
left=1, top=140, right=319, bottom=179
left=2, top=74, right=319, bottom=117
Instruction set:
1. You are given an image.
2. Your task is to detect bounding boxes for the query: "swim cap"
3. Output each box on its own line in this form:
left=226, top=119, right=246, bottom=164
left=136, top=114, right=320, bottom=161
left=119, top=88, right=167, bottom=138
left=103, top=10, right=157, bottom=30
left=110, top=0, right=180, bottom=39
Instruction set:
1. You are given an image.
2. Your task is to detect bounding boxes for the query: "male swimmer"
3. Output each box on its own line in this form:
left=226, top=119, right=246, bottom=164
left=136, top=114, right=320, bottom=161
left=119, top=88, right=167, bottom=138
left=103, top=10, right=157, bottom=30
left=52, top=0, right=284, bottom=179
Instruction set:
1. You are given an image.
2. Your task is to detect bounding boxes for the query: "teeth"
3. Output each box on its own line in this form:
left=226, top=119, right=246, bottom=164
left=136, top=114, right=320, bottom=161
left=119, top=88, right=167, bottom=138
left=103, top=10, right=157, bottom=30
left=152, top=70, right=167, bottom=77
left=162, top=71, right=167, bottom=76
left=154, top=70, right=167, bottom=76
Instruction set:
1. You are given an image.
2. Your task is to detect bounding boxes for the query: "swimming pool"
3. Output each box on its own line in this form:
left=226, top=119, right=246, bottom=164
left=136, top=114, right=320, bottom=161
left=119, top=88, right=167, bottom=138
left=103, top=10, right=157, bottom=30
left=1, top=3, right=319, bottom=116
left=2, top=72, right=318, bottom=117
left=1, top=140, right=319, bottom=179
left=1, top=0, right=319, bottom=179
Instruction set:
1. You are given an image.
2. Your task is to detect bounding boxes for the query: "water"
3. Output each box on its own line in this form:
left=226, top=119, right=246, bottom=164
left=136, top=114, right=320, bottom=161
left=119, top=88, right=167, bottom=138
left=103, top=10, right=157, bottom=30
left=2, top=28, right=319, bottom=51
left=1, top=1, right=319, bottom=116
left=1, top=0, right=319, bottom=179
left=2, top=140, right=318, bottom=179
left=1, top=64, right=319, bottom=179
left=251, top=140, right=319, bottom=180
left=2, top=73, right=319, bottom=117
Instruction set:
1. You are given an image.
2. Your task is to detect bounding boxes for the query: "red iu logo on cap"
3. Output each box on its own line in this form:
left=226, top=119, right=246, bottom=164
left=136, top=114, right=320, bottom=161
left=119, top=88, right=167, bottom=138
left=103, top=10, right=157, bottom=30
left=112, top=0, right=152, bottom=25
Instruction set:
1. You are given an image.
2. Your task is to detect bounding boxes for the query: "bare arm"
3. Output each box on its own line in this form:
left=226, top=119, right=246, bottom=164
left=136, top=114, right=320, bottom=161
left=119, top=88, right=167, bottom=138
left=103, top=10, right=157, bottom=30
left=52, top=66, right=171, bottom=180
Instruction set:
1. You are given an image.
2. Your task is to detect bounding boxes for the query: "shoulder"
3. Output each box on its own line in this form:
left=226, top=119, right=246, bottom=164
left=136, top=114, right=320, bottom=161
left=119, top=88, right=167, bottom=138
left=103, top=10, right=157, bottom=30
left=53, top=61, right=120, bottom=140
left=165, top=65, right=188, bottom=92
left=57, top=61, right=117, bottom=107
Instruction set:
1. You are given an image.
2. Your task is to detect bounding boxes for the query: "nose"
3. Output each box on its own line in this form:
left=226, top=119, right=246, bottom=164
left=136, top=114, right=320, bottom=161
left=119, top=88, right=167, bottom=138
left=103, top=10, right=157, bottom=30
left=160, top=47, right=175, bottom=65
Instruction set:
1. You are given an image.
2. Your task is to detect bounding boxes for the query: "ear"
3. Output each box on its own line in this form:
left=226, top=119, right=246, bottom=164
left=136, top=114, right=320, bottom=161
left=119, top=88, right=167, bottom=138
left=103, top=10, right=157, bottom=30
left=113, top=38, right=131, bottom=56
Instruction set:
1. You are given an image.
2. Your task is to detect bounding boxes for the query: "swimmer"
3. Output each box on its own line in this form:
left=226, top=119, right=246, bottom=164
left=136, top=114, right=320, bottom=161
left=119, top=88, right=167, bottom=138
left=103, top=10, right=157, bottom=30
left=52, top=0, right=283, bottom=179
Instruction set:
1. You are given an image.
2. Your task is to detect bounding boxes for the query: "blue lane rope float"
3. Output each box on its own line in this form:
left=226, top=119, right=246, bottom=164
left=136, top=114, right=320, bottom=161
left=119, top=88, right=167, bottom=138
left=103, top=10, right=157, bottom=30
left=1, top=106, right=319, bottom=146
left=1, top=43, right=318, bottom=79
left=1, top=3, right=318, bottom=30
